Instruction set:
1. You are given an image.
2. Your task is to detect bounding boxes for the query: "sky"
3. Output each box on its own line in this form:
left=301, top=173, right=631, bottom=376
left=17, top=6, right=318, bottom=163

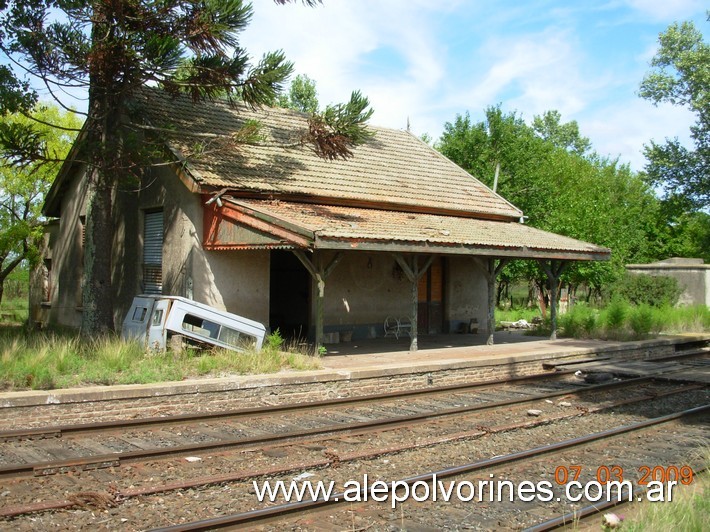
left=241, top=0, right=708, bottom=170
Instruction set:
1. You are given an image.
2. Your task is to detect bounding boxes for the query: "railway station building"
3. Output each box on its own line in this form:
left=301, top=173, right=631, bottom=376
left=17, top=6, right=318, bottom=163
left=32, top=88, right=610, bottom=349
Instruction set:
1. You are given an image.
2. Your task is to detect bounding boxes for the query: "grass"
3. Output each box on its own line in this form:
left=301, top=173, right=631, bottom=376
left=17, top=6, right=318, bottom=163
left=622, top=451, right=709, bottom=532
left=0, top=327, right=321, bottom=391
left=495, top=307, right=543, bottom=324
left=0, top=296, right=28, bottom=325
left=529, top=301, right=710, bottom=341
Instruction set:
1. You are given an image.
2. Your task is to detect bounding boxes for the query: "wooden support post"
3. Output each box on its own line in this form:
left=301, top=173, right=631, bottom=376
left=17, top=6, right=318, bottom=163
left=393, top=253, right=436, bottom=352
left=293, top=250, right=342, bottom=353
left=475, top=257, right=509, bottom=345
left=540, top=259, right=568, bottom=341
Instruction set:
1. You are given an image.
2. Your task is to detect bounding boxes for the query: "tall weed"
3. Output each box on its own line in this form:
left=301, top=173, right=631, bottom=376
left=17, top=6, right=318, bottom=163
left=605, top=297, right=629, bottom=334
left=559, top=304, right=598, bottom=338
left=629, top=304, right=655, bottom=339
left=0, top=327, right=321, bottom=391
left=524, top=301, right=707, bottom=341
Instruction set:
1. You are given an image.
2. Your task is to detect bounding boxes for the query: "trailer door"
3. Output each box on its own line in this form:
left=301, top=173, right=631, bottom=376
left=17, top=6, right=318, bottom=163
left=147, top=299, right=170, bottom=350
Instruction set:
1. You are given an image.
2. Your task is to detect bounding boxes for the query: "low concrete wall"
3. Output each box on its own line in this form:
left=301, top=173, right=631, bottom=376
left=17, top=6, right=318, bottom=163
left=627, top=258, right=710, bottom=307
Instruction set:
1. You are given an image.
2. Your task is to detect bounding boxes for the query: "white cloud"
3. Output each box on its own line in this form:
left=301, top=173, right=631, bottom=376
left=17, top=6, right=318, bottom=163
left=240, top=1, right=702, bottom=170
left=623, top=0, right=706, bottom=21
left=582, top=99, right=695, bottom=169
left=242, top=1, right=446, bottom=107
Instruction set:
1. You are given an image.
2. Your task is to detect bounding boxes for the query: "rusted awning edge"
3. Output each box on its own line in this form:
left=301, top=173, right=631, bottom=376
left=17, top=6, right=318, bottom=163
left=204, top=197, right=610, bottom=262
left=313, top=237, right=610, bottom=261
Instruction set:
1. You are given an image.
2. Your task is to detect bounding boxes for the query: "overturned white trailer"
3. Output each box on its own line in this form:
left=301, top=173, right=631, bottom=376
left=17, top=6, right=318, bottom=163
left=122, top=295, right=266, bottom=352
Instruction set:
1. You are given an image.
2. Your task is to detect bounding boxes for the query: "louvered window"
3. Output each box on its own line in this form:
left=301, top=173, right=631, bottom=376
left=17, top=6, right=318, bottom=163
left=143, top=210, right=163, bottom=294
left=77, top=215, right=85, bottom=307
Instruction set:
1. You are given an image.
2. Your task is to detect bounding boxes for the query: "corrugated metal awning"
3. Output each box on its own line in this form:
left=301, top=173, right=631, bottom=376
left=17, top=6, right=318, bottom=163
left=204, top=198, right=610, bottom=261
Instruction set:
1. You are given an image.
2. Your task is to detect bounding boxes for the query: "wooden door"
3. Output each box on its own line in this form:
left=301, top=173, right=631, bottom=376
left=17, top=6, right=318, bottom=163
left=417, top=257, right=444, bottom=334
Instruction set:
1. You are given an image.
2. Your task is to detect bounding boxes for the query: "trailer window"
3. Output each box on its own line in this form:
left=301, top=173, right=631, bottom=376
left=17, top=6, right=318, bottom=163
left=180, top=313, right=256, bottom=349
left=181, top=313, right=219, bottom=339
left=152, top=309, right=164, bottom=326
left=218, top=326, right=257, bottom=349
left=132, top=307, right=148, bottom=322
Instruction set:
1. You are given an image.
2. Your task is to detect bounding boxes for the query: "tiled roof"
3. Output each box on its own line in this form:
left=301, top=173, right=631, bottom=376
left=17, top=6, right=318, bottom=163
left=227, top=198, right=610, bottom=259
left=135, top=89, right=522, bottom=220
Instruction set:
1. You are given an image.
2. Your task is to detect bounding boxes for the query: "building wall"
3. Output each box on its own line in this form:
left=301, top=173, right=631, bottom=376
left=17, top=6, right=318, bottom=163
left=28, top=220, right=59, bottom=327
left=36, top=165, right=488, bottom=336
left=311, top=252, right=488, bottom=340
left=626, top=259, right=709, bottom=307
left=139, top=166, right=271, bottom=325
left=197, top=250, right=270, bottom=325
left=446, top=256, right=489, bottom=334
left=44, top=164, right=88, bottom=328
left=319, top=252, right=411, bottom=338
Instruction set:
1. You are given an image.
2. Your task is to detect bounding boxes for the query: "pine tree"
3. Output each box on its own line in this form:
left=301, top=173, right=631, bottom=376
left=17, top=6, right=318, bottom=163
left=0, top=0, right=372, bottom=333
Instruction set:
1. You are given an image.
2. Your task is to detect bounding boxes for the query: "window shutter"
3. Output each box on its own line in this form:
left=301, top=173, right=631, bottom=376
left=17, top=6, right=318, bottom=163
left=143, top=210, right=163, bottom=294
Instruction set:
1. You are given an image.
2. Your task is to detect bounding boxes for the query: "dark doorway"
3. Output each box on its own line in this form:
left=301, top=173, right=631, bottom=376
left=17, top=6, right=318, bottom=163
left=269, top=251, right=310, bottom=340
left=417, top=256, right=444, bottom=334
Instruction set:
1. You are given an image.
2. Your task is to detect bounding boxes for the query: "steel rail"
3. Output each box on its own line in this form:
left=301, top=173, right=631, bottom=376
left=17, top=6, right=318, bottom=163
left=0, top=386, right=704, bottom=518
left=149, top=404, right=710, bottom=532
left=4, top=345, right=707, bottom=441
left=0, top=369, right=577, bottom=441
left=0, top=375, right=680, bottom=478
left=4, top=344, right=708, bottom=442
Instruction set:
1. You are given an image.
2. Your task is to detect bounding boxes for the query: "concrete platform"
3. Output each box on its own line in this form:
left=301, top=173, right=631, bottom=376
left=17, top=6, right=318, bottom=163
left=1, top=333, right=707, bottom=410
left=320, top=331, right=612, bottom=371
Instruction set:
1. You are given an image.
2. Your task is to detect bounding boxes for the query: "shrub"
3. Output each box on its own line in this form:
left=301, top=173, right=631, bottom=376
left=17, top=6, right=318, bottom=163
left=629, top=304, right=655, bottom=338
left=559, top=304, right=600, bottom=339
left=559, top=308, right=583, bottom=338
left=615, top=273, right=682, bottom=307
left=266, top=329, right=284, bottom=351
left=581, top=309, right=598, bottom=336
left=604, top=296, right=629, bottom=333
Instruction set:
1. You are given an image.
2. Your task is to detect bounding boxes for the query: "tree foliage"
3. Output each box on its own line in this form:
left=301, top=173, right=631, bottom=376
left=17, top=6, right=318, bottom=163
left=532, top=110, right=591, bottom=155
left=639, top=15, right=710, bottom=209
left=438, top=107, right=666, bottom=298
left=0, top=105, right=80, bottom=305
left=0, top=0, right=372, bottom=333
left=277, top=74, right=374, bottom=158
left=278, top=73, right=319, bottom=113
left=614, top=273, right=682, bottom=308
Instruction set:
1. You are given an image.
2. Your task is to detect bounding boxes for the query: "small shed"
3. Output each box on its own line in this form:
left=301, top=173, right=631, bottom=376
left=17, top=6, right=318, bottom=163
left=626, top=258, right=710, bottom=306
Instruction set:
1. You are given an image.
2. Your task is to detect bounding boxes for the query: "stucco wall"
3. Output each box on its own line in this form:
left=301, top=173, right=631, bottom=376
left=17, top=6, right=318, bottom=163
left=446, top=256, right=489, bottom=334
left=200, top=250, right=270, bottom=324
left=318, top=252, right=410, bottom=338
left=308, top=252, right=487, bottom=339
left=37, top=164, right=488, bottom=336
left=45, top=164, right=88, bottom=328
left=626, top=259, right=709, bottom=307
left=139, top=165, right=270, bottom=325
left=28, top=221, right=59, bottom=327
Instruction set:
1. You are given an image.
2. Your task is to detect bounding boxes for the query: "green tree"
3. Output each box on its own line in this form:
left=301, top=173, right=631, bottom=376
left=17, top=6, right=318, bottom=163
left=0, top=105, right=81, bottom=305
left=278, top=73, right=319, bottom=113
left=639, top=15, right=710, bottom=208
left=0, top=0, right=372, bottom=333
left=532, top=110, right=591, bottom=155
left=437, top=107, right=664, bottom=299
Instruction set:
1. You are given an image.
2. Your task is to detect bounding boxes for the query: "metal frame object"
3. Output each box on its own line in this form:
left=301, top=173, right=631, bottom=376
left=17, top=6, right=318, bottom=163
left=122, top=295, right=266, bottom=352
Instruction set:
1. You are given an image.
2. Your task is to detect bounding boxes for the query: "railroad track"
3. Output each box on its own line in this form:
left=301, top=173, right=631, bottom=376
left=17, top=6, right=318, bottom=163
left=0, top=371, right=598, bottom=472
left=0, top=356, right=707, bottom=529
left=0, top=383, right=707, bottom=526
left=0, top=373, right=695, bottom=478
left=148, top=404, right=710, bottom=531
